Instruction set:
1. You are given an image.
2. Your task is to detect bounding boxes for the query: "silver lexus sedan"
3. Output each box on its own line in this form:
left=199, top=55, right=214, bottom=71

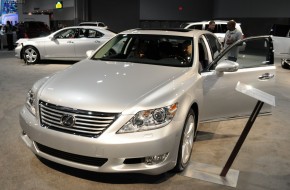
left=15, top=26, right=116, bottom=64
left=19, top=29, right=275, bottom=175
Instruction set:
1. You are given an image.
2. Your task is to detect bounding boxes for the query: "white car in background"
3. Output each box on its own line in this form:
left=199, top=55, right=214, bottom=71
left=79, top=21, right=108, bottom=29
left=270, top=24, right=290, bottom=69
left=19, top=28, right=275, bottom=175
left=15, top=26, right=116, bottom=64
left=180, top=20, right=245, bottom=44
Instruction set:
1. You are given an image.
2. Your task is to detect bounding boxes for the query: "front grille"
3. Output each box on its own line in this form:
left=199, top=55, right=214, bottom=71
left=35, top=142, right=108, bottom=167
left=39, top=100, right=119, bottom=138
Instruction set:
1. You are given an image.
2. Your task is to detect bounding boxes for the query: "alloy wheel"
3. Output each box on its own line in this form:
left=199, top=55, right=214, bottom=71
left=24, top=47, right=38, bottom=63
left=181, top=115, right=195, bottom=165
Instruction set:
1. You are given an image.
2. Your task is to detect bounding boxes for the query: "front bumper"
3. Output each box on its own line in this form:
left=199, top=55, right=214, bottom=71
left=15, top=45, right=22, bottom=59
left=19, top=106, right=182, bottom=175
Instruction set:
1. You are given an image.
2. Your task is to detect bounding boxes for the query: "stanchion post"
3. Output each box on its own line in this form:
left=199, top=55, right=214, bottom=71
left=220, top=100, right=264, bottom=177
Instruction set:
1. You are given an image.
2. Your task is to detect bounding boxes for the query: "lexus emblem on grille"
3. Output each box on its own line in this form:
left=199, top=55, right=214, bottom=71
left=60, top=115, right=75, bottom=127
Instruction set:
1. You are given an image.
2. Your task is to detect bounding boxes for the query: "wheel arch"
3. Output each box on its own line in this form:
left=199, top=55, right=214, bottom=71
left=190, top=102, right=199, bottom=130
left=22, top=45, right=41, bottom=62
left=173, top=101, right=199, bottom=172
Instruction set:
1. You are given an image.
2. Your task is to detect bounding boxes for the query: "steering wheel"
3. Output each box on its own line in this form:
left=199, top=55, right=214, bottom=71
left=169, top=55, right=189, bottom=64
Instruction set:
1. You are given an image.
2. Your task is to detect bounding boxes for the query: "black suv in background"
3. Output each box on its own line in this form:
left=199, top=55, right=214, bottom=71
left=16, top=21, right=51, bottom=39
left=270, top=24, right=290, bottom=37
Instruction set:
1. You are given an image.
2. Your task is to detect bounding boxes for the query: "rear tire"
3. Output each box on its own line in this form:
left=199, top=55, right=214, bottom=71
left=23, top=46, right=40, bottom=64
left=174, top=109, right=197, bottom=172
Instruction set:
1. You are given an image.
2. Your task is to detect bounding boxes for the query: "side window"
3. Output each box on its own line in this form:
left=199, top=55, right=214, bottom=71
left=215, top=24, right=221, bottom=33
left=220, top=24, right=228, bottom=33
left=205, top=34, right=222, bottom=59
left=214, top=38, right=273, bottom=69
left=214, top=24, right=227, bottom=33
left=189, top=24, right=202, bottom=30
left=55, top=28, right=78, bottom=39
left=198, top=37, right=209, bottom=72
left=87, top=29, right=104, bottom=38
left=79, top=29, right=86, bottom=38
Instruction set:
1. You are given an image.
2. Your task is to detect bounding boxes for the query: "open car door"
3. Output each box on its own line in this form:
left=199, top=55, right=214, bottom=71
left=200, top=36, right=275, bottom=121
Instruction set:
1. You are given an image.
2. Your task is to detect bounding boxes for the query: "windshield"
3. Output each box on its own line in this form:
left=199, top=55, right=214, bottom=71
left=92, top=34, right=194, bottom=67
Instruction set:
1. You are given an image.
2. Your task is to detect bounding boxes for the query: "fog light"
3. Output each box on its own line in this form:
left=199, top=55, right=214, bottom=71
left=145, top=153, right=169, bottom=165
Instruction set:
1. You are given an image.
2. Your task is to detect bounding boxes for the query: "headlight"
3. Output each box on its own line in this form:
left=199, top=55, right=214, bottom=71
left=25, top=89, right=36, bottom=116
left=117, top=103, right=178, bottom=134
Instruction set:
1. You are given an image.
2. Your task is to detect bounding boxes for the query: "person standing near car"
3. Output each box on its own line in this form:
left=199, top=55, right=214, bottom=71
left=224, top=20, right=242, bottom=62
left=16, top=22, right=25, bottom=39
left=4, top=21, right=14, bottom=50
left=207, top=21, right=216, bottom=33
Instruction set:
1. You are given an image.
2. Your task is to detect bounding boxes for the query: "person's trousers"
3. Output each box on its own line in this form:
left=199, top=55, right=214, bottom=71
left=6, top=34, right=13, bottom=50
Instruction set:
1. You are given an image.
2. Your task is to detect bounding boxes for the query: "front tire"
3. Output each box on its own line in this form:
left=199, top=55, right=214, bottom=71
left=174, top=109, right=197, bottom=172
left=23, top=46, right=40, bottom=64
left=281, top=59, right=290, bottom=69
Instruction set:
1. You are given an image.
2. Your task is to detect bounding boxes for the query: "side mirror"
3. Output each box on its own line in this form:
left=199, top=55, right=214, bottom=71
left=215, top=60, right=239, bottom=76
left=86, top=50, right=94, bottom=58
left=50, top=36, right=56, bottom=41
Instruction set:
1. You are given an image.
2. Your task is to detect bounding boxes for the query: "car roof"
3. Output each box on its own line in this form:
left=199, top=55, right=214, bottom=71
left=62, top=25, right=108, bottom=30
left=79, top=22, right=105, bottom=25
left=53, top=26, right=116, bottom=35
left=119, top=28, right=210, bottom=37
left=184, top=20, right=241, bottom=25
left=80, top=21, right=104, bottom=23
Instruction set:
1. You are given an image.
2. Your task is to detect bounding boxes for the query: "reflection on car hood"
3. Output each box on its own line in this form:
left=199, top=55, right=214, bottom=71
left=39, top=60, right=187, bottom=113
left=16, top=36, right=48, bottom=44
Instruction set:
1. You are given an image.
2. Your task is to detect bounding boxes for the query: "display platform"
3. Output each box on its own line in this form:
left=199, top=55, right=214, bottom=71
left=180, top=161, right=239, bottom=187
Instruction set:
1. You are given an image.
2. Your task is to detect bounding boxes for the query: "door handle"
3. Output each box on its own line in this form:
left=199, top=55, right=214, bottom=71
left=95, top=40, right=100, bottom=43
left=67, top=41, right=74, bottom=44
left=258, top=73, right=274, bottom=80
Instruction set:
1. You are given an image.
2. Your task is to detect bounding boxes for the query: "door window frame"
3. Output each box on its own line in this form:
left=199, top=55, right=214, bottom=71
left=206, top=36, right=274, bottom=71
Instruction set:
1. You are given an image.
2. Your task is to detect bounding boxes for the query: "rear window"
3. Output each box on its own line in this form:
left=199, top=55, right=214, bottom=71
left=79, top=23, right=97, bottom=26
left=98, top=23, right=105, bottom=27
left=180, top=23, right=190, bottom=28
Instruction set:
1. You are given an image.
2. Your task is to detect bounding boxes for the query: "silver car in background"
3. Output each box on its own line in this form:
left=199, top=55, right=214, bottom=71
left=15, top=26, right=116, bottom=64
left=79, top=21, right=108, bottom=29
left=180, top=20, right=244, bottom=43
left=19, top=29, right=275, bottom=175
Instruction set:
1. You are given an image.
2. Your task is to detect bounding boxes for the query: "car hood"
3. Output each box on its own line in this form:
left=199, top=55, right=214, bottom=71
left=39, top=60, right=188, bottom=113
left=16, top=36, right=48, bottom=44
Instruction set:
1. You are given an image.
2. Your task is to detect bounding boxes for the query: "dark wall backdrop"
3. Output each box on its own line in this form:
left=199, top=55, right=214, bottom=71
left=214, top=0, right=290, bottom=18
left=213, top=0, right=290, bottom=37
left=21, top=0, right=290, bottom=35
left=140, top=0, right=214, bottom=21
left=139, top=0, right=290, bottom=36
left=88, top=0, right=139, bottom=32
